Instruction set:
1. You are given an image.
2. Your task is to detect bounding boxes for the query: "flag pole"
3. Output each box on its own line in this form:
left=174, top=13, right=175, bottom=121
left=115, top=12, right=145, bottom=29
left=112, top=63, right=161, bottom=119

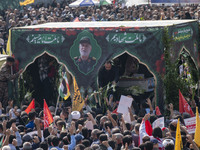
left=54, top=94, right=60, bottom=116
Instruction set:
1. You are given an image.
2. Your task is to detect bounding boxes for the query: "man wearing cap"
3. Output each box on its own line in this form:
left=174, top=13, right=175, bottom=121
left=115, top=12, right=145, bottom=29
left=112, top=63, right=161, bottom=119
left=74, top=36, right=96, bottom=74
left=0, top=56, right=23, bottom=108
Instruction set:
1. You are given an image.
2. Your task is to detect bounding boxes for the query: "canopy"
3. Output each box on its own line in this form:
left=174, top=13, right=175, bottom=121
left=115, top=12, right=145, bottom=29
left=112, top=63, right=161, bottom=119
left=18, top=20, right=196, bottom=29
left=125, top=0, right=148, bottom=6
left=69, top=0, right=99, bottom=7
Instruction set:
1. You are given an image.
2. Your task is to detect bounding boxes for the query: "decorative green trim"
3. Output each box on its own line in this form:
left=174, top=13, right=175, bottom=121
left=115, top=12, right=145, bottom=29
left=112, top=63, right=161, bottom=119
left=22, top=50, right=75, bottom=80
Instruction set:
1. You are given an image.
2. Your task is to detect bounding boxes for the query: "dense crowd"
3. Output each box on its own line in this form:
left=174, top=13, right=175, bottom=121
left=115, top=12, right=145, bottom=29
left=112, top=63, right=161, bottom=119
left=0, top=91, right=199, bottom=150
left=0, top=1, right=200, bottom=53
left=0, top=58, right=200, bottom=150
left=0, top=56, right=199, bottom=150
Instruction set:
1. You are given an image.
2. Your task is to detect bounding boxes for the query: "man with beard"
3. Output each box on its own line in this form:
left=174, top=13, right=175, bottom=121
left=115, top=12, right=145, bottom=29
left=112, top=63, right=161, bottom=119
left=74, top=37, right=96, bottom=74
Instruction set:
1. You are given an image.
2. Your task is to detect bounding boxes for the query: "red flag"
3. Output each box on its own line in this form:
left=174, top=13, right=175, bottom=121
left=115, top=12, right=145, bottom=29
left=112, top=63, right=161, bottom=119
left=179, top=90, right=195, bottom=117
left=112, top=108, right=118, bottom=114
left=25, top=99, right=35, bottom=114
left=43, top=99, right=54, bottom=129
left=139, top=119, right=153, bottom=144
left=113, top=0, right=116, bottom=4
left=145, top=120, right=153, bottom=136
left=73, top=17, right=80, bottom=22
left=156, top=106, right=162, bottom=116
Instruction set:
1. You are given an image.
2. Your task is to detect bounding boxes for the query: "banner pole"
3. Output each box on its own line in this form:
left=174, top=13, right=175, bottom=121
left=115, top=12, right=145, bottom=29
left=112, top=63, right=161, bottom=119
left=54, top=94, right=60, bottom=116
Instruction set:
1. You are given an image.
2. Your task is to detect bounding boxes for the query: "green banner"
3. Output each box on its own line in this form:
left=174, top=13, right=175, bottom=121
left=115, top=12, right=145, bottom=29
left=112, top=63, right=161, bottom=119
left=26, top=34, right=65, bottom=44
left=106, top=33, right=146, bottom=44
left=11, top=21, right=199, bottom=110
left=172, top=26, right=193, bottom=42
left=169, top=22, right=199, bottom=67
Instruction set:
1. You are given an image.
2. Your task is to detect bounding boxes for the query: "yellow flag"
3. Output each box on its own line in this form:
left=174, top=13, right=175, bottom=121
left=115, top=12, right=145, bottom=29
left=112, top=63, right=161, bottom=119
left=72, top=77, right=84, bottom=111
left=19, top=0, right=34, bottom=6
left=194, top=107, right=200, bottom=147
left=175, top=118, right=183, bottom=150
left=6, top=30, right=12, bottom=56
left=2, top=49, right=6, bottom=55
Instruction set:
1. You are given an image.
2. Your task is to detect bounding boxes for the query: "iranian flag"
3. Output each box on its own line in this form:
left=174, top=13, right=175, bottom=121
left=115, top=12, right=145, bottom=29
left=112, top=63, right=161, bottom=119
left=59, top=73, right=70, bottom=100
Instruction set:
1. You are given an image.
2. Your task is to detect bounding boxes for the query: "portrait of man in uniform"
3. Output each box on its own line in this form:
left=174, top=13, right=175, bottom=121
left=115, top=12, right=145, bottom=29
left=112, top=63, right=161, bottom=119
left=74, top=36, right=96, bottom=74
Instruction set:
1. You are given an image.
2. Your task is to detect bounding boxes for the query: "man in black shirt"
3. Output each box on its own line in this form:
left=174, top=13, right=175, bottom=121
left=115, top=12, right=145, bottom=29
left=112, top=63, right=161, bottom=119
left=98, top=61, right=119, bottom=88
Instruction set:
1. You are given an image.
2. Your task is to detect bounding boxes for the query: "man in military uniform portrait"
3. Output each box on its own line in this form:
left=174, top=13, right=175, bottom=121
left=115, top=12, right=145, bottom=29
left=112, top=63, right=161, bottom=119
left=74, top=36, right=96, bottom=74
left=0, top=56, right=23, bottom=108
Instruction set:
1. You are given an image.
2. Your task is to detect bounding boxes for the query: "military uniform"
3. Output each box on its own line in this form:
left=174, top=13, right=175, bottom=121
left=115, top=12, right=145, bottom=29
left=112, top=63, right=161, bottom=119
left=74, top=56, right=96, bottom=74
left=0, top=62, right=20, bottom=107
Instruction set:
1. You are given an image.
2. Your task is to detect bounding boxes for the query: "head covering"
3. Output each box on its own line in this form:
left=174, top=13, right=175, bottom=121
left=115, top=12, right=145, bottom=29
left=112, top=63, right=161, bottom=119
left=71, top=111, right=80, bottom=120
left=79, top=36, right=91, bottom=45
left=79, top=14, right=85, bottom=18
left=162, top=139, right=174, bottom=147
left=75, top=134, right=84, bottom=142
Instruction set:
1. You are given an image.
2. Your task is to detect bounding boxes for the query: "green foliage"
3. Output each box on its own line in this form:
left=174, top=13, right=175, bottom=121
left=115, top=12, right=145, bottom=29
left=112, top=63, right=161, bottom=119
left=18, top=69, right=33, bottom=102
left=163, top=28, right=190, bottom=110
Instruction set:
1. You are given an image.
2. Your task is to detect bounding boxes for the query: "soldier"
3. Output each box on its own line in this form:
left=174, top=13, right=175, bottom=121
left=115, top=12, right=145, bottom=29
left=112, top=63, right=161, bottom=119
left=74, top=36, right=96, bottom=74
left=0, top=56, right=23, bottom=108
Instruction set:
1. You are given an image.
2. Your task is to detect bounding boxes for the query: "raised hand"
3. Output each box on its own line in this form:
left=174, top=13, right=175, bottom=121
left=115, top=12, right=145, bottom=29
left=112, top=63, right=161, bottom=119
left=143, top=113, right=150, bottom=121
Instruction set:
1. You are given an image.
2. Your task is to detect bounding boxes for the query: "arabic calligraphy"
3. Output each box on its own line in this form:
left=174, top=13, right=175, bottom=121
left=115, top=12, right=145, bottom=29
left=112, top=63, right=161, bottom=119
left=106, top=33, right=146, bottom=44
left=174, top=34, right=191, bottom=42
left=173, top=26, right=193, bottom=42
left=26, top=34, right=65, bottom=44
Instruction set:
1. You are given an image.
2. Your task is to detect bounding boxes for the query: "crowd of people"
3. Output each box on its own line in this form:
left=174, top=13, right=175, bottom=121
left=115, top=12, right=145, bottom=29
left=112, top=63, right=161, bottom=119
left=0, top=0, right=200, bottom=53
left=0, top=0, right=200, bottom=150
left=0, top=88, right=199, bottom=150
left=0, top=56, right=199, bottom=150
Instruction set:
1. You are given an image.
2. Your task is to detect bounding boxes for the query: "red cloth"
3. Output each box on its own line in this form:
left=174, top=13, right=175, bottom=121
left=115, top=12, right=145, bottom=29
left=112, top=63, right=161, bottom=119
left=43, top=99, right=54, bottom=129
left=139, top=119, right=153, bottom=145
left=73, top=17, right=80, bottom=22
left=156, top=106, right=162, bottom=116
left=48, top=66, right=56, bottom=78
left=179, top=90, right=195, bottom=117
left=145, top=120, right=152, bottom=136
left=112, top=108, right=118, bottom=114
left=25, top=99, right=35, bottom=114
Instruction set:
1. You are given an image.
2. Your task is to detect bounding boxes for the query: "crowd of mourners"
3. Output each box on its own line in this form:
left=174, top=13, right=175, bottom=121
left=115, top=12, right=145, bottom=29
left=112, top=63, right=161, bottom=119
left=0, top=0, right=200, bottom=53
left=0, top=90, right=199, bottom=150
left=0, top=0, right=200, bottom=150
